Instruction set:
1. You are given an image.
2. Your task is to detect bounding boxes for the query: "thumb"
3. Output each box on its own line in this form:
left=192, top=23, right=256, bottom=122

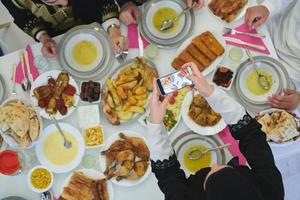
left=186, top=74, right=198, bottom=83
left=283, top=88, right=296, bottom=95
left=161, top=93, right=172, bottom=108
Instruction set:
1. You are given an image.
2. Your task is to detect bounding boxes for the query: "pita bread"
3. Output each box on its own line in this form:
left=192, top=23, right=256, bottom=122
left=29, top=117, right=39, bottom=141
left=7, top=129, right=31, bottom=147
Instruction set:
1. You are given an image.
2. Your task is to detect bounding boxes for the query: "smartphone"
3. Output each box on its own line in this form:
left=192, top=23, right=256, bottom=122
left=156, top=67, right=193, bottom=95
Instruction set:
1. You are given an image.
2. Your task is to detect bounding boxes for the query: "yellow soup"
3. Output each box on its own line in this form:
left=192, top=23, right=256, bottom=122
left=43, top=131, right=78, bottom=166
left=183, top=145, right=212, bottom=173
left=153, top=7, right=179, bottom=33
left=72, top=40, right=97, bottom=66
left=246, top=69, right=273, bottom=96
left=31, top=168, right=51, bottom=189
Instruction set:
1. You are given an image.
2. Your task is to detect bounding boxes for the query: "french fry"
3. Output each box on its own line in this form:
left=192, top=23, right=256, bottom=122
left=106, top=93, right=115, bottom=108
left=117, top=110, right=134, bottom=120
left=116, top=86, right=127, bottom=99
left=106, top=80, right=120, bottom=106
left=136, top=99, right=147, bottom=106
left=127, top=106, right=145, bottom=114
left=120, top=80, right=138, bottom=90
left=134, top=94, right=148, bottom=100
left=135, top=86, right=147, bottom=95
left=123, top=97, right=137, bottom=110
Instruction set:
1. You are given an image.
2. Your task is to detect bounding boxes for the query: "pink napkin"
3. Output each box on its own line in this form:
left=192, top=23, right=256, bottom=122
left=223, top=23, right=270, bottom=55
left=128, top=24, right=150, bottom=49
left=218, top=126, right=247, bottom=165
left=15, top=45, right=39, bottom=84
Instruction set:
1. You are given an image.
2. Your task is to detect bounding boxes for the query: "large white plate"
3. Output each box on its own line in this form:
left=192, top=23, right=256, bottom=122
left=64, top=33, right=104, bottom=72
left=36, top=123, right=85, bottom=173
left=30, top=70, right=79, bottom=120
left=181, top=91, right=226, bottom=136
left=58, top=169, right=114, bottom=200
left=0, top=98, right=43, bottom=149
left=99, top=130, right=151, bottom=187
left=175, top=31, right=226, bottom=76
left=146, top=0, right=185, bottom=39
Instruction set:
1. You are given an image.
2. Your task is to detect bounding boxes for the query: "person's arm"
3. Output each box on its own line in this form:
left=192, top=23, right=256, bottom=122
left=116, top=0, right=136, bottom=8
left=2, top=0, right=46, bottom=41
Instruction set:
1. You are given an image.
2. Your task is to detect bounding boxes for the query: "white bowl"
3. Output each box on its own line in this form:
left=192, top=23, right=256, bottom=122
left=27, top=165, right=54, bottom=193
left=82, top=125, right=105, bottom=149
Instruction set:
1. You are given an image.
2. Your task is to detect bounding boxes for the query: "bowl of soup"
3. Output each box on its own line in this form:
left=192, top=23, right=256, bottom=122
left=36, top=123, right=85, bottom=173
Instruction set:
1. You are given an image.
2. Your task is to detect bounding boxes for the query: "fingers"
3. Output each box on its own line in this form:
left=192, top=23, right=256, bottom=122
left=193, top=0, right=204, bottom=9
left=252, top=17, right=266, bottom=29
left=186, top=0, right=193, bottom=8
left=161, top=93, right=172, bottom=108
left=283, top=88, right=296, bottom=95
left=152, top=78, right=160, bottom=101
left=244, top=8, right=258, bottom=29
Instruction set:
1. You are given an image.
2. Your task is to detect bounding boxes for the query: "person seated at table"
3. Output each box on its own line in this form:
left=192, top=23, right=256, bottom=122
left=117, top=0, right=204, bottom=25
left=1, top=0, right=128, bottom=58
left=147, top=62, right=284, bottom=200
left=244, top=0, right=300, bottom=113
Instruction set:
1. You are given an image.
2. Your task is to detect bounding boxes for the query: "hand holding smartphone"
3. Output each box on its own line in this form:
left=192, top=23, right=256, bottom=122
left=156, top=66, right=193, bottom=95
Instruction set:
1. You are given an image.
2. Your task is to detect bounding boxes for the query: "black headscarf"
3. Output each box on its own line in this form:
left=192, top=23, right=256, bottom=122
left=68, top=0, right=101, bottom=23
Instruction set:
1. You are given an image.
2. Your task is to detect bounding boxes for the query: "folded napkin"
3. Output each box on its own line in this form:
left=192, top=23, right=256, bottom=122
left=128, top=24, right=150, bottom=49
left=218, top=126, right=247, bottom=165
left=15, top=45, right=39, bottom=84
left=223, top=23, right=270, bottom=55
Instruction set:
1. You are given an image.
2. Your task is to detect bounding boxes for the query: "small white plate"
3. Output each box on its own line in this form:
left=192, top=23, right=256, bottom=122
left=58, top=169, right=114, bottom=200
left=211, top=66, right=236, bottom=91
left=64, top=33, right=104, bottom=72
left=175, top=31, right=226, bottom=76
left=79, top=81, right=102, bottom=104
left=99, top=130, right=151, bottom=187
left=27, top=165, right=54, bottom=193
left=146, top=0, right=185, bottom=39
left=35, top=123, right=85, bottom=173
left=181, top=91, right=227, bottom=136
left=30, top=70, right=80, bottom=120
left=82, top=125, right=105, bottom=149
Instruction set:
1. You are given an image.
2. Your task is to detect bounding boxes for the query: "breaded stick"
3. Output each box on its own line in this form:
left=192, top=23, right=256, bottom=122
left=171, top=57, right=185, bottom=70
left=200, top=31, right=224, bottom=56
left=179, top=51, right=205, bottom=72
left=192, top=36, right=217, bottom=60
left=186, top=44, right=211, bottom=67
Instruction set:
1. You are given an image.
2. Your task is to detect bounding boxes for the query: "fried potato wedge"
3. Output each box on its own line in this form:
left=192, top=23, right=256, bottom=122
left=126, top=106, right=145, bottom=114
left=119, top=80, right=138, bottom=90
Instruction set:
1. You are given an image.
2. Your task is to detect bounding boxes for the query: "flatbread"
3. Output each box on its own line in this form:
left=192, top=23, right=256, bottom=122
left=29, top=117, right=40, bottom=141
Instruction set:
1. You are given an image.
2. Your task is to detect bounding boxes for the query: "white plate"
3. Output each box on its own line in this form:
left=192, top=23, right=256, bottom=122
left=30, top=70, right=80, bottom=120
left=211, top=65, right=236, bottom=91
left=64, top=33, right=104, bottom=72
left=175, top=31, right=226, bottom=76
left=35, top=123, right=85, bottom=173
left=82, top=125, right=105, bottom=149
left=238, top=63, right=280, bottom=104
left=146, top=0, right=185, bottom=39
left=0, top=98, right=43, bottom=149
left=207, top=0, right=254, bottom=24
left=58, top=169, right=114, bottom=200
left=99, top=130, right=151, bottom=187
left=181, top=91, right=227, bottom=136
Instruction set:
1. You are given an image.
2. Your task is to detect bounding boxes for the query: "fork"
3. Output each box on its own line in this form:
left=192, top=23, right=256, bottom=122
left=223, top=27, right=265, bottom=39
left=115, top=50, right=128, bottom=64
left=19, top=52, right=28, bottom=91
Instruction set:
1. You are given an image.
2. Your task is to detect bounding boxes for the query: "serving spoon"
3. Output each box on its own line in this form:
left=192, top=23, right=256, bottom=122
left=188, top=143, right=231, bottom=160
left=160, top=6, right=192, bottom=31
left=246, top=50, right=271, bottom=90
left=51, top=116, right=72, bottom=149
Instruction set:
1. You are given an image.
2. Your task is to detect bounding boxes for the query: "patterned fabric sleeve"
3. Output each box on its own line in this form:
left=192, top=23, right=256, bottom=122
left=2, top=0, right=46, bottom=41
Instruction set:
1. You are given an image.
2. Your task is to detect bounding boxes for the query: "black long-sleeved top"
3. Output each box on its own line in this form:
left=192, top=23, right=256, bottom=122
left=1, top=0, right=119, bottom=41
left=151, top=115, right=284, bottom=200
left=117, top=0, right=147, bottom=7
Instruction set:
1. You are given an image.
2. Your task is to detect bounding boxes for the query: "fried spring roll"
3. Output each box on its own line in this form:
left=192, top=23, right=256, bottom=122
left=186, top=44, right=211, bottom=67
left=192, top=36, right=217, bottom=61
left=179, top=51, right=205, bottom=72
left=200, top=31, right=224, bottom=56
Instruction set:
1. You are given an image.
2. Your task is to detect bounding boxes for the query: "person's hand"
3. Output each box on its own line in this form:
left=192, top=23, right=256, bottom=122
left=186, top=0, right=204, bottom=9
left=150, top=79, right=172, bottom=124
left=182, top=62, right=214, bottom=97
left=267, top=89, right=300, bottom=111
left=39, top=33, right=57, bottom=58
left=245, top=5, right=270, bottom=29
left=119, top=1, right=139, bottom=25
left=108, top=27, right=129, bottom=53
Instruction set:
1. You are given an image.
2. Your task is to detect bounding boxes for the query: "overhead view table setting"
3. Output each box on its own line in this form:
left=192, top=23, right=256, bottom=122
left=0, top=0, right=300, bottom=200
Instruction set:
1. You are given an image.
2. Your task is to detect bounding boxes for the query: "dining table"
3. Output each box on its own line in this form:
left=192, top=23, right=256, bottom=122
left=0, top=2, right=299, bottom=200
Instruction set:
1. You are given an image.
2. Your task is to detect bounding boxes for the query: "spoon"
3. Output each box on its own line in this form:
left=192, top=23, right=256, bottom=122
left=160, top=6, right=192, bottom=31
left=246, top=50, right=271, bottom=90
left=188, top=143, right=231, bottom=160
left=51, top=116, right=72, bottom=149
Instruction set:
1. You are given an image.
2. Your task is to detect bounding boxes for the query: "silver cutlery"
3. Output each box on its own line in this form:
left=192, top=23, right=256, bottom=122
left=223, top=27, right=265, bottom=39
left=19, top=52, right=28, bottom=91
left=224, top=37, right=266, bottom=51
left=137, top=24, right=144, bottom=57
left=23, top=51, right=32, bottom=90
left=115, top=50, right=128, bottom=63
left=245, top=50, right=271, bottom=90
left=51, top=116, right=72, bottom=149
left=11, top=64, right=17, bottom=96
left=160, top=7, right=192, bottom=31
left=188, top=143, right=231, bottom=160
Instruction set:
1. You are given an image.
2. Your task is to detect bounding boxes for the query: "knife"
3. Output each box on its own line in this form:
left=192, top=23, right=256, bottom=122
left=137, top=25, right=144, bottom=57
left=23, top=51, right=34, bottom=83
left=224, top=37, right=266, bottom=51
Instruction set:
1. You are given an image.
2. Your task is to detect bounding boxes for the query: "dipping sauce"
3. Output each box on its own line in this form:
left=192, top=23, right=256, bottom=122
left=43, top=131, right=78, bottom=165
left=183, top=145, right=212, bottom=173
left=153, top=7, right=178, bottom=33
left=246, top=69, right=273, bottom=96
left=31, top=168, right=51, bottom=189
left=0, top=150, right=21, bottom=175
left=72, top=40, right=97, bottom=66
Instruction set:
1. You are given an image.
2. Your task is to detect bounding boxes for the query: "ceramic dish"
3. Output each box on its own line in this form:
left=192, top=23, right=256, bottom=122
left=30, top=70, right=80, bottom=120
left=82, top=125, right=105, bottom=149
left=181, top=91, right=227, bottom=136
left=99, top=131, right=151, bottom=187
left=27, top=165, right=54, bottom=193
left=0, top=75, right=5, bottom=103
left=211, top=65, right=236, bottom=91
left=59, top=24, right=114, bottom=81
left=175, top=31, right=227, bottom=76
left=139, top=0, right=195, bottom=48
left=172, top=131, right=226, bottom=176
left=79, top=81, right=102, bottom=104
left=36, top=123, right=85, bottom=173
left=58, top=169, right=114, bottom=200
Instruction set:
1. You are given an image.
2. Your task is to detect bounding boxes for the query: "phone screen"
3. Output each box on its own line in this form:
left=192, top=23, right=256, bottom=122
left=156, top=68, right=193, bottom=95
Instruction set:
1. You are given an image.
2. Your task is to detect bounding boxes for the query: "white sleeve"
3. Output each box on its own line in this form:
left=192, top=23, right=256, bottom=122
left=261, top=0, right=294, bottom=16
left=205, top=87, right=246, bottom=125
left=147, top=122, right=174, bottom=162
left=102, top=18, right=120, bottom=32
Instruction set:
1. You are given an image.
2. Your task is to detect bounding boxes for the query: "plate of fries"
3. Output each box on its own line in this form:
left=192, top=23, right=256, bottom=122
left=101, top=57, right=158, bottom=125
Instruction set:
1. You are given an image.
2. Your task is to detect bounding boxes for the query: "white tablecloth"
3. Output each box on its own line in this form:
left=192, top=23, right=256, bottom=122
left=0, top=2, right=299, bottom=200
